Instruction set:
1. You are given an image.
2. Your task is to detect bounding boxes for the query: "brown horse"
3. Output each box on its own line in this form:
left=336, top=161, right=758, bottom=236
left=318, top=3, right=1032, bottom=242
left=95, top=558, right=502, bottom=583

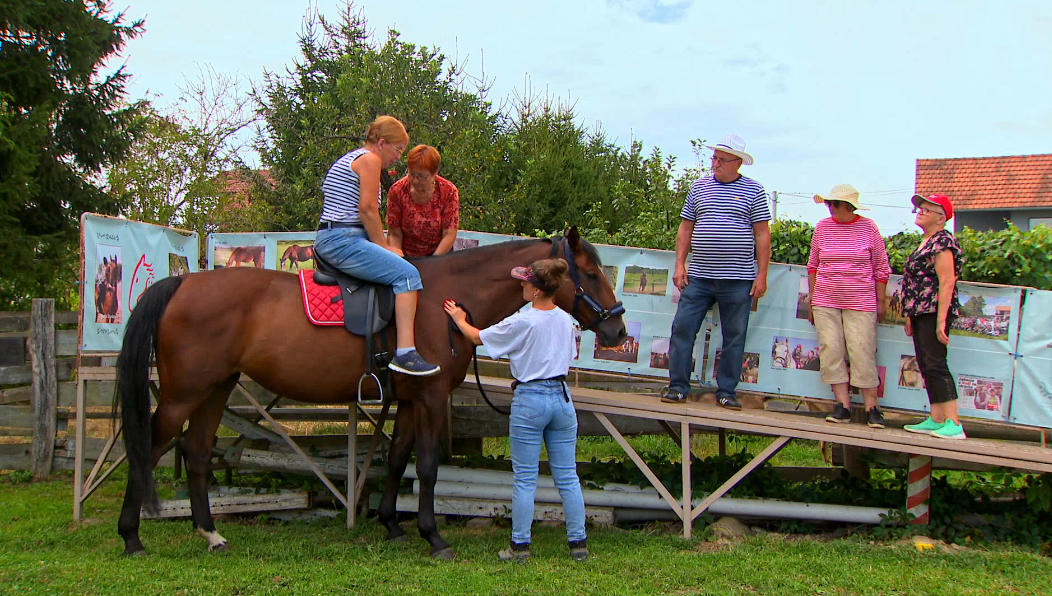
left=115, top=227, right=626, bottom=558
left=95, top=256, right=121, bottom=323
left=280, top=244, right=315, bottom=270
left=225, top=246, right=264, bottom=268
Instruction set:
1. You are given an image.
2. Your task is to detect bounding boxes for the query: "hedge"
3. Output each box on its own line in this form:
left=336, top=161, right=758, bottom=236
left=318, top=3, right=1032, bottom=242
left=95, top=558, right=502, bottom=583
left=770, top=220, right=1052, bottom=290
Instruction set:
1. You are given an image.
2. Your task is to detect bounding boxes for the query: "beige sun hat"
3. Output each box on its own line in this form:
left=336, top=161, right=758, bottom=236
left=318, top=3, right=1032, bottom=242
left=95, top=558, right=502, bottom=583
left=704, top=134, right=754, bottom=166
left=813, top=184, right=869, bottom=210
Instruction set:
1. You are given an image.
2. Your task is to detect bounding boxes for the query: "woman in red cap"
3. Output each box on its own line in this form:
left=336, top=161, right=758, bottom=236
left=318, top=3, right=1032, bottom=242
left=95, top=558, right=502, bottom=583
left=443, top=258, right=589, bottom=563
left=901, top=194, right=967, bottom=440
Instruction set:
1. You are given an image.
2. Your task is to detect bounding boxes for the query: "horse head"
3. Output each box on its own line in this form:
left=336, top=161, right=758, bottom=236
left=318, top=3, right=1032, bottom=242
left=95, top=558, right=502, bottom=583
left=552, top=226, right=628, bottom=349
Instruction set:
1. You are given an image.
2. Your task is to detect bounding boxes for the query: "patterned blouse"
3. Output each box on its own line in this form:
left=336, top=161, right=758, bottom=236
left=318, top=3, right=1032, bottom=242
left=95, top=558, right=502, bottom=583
left=386, top=175, right=460, bottom=257
left=901, top=229, right=963, bottom=318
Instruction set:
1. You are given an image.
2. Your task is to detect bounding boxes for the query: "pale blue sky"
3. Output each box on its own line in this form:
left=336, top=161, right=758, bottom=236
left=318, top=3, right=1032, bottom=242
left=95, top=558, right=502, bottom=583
left=114, top=0, right=1052, bottom=233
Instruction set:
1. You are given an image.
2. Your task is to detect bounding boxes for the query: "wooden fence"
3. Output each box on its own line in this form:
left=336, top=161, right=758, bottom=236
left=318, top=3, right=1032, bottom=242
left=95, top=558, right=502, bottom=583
left=0, top=301, right=76, bottom=478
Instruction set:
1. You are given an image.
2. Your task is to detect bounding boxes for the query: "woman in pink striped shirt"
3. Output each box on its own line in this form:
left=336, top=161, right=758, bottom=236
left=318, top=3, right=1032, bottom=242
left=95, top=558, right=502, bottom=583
left=805, top=184, right=892, bottom=428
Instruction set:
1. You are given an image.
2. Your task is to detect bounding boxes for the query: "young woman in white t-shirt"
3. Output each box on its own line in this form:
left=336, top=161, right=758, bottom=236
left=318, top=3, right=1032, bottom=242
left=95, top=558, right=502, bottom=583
left=443, top=258, right=588, bottom=563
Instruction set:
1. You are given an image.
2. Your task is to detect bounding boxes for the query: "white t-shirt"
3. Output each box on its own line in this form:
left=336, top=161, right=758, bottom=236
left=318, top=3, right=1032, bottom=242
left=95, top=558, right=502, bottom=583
left=479, top=307, right=577, bottom=383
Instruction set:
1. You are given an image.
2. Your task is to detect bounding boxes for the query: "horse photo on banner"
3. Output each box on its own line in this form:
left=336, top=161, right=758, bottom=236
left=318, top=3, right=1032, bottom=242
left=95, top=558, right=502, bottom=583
left=80, top=213, right=199, bottom=352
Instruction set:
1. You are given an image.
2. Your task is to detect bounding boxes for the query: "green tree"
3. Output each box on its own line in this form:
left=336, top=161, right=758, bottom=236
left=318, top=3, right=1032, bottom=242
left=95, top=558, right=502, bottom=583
left=0, top=0, right=145, bottom=309
left=960, top=293, right=986, bottom=318
left=256, top=2, right=501, bottom=232
left=107, top=69, right=267, bottom=249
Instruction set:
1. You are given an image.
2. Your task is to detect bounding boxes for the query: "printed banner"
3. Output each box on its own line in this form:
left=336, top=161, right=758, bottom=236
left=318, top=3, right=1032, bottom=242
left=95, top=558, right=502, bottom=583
left=81, top=213, right=199, bottom=352
left=1007, top=289, right=1052, bottom=428
left=705, top=266, right=1021, bottom=422
left=204, top=228, right=1039, bottom=426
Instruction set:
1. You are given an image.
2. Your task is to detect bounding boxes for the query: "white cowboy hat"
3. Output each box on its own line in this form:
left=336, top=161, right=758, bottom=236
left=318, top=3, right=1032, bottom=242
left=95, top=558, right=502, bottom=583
left=813, top=183, right=869, bottom=211
left=705, top=134, right=754, bottom=166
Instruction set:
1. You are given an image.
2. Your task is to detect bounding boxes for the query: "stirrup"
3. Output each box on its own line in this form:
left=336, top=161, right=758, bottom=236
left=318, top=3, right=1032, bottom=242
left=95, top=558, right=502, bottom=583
left=357, top=372, right=384, bottom=406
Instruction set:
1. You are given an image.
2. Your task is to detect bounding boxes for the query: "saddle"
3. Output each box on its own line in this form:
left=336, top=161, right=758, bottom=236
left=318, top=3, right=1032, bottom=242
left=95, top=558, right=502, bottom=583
left=299, top=254, right=395, bottom=373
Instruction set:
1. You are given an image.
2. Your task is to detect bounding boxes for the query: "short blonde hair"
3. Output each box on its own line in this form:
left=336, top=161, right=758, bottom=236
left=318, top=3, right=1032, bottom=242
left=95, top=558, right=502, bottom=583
left=364, top=116, right=408, bottom=145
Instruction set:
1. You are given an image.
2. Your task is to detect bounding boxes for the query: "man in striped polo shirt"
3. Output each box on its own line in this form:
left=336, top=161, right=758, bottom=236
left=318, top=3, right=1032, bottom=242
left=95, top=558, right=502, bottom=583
left=661, top=135, right=771, bottom=409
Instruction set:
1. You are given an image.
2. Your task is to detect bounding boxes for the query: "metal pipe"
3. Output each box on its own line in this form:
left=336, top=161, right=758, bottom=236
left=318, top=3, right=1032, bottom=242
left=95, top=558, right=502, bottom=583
left=416, top=480, right=890, bottom=524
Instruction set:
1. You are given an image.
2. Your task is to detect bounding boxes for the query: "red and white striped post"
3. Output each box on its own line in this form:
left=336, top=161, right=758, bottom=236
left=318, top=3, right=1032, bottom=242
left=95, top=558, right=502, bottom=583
left=906, top=454, right=932, bottom=524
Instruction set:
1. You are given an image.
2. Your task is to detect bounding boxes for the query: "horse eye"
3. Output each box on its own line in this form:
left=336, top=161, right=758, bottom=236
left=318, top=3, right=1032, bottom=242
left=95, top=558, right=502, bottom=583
left=586, top=272, right=599, bottom=280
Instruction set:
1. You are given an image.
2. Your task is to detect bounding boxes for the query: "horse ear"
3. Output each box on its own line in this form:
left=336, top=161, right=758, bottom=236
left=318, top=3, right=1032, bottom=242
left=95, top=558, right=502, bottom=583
left=565, top=226, right=581, bottom=254
left=102, top=257, right=108, bottom=265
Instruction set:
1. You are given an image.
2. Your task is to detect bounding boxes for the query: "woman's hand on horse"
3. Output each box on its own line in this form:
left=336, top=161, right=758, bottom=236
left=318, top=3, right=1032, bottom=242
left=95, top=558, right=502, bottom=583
left=443, top=300, right=466, bottom=323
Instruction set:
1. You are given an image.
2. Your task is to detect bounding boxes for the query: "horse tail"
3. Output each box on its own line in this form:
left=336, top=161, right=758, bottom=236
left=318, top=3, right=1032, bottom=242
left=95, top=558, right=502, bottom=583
left=113, top=275, right=185, bottom=513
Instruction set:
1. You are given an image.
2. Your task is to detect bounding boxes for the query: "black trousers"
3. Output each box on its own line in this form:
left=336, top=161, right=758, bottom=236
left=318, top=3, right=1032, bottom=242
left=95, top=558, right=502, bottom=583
left=909, top=313, right=959, bottom=405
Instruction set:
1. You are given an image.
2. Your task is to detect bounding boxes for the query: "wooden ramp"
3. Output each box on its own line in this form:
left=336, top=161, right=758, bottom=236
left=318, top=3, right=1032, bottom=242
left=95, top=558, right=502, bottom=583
left=454, top=375, right=1052, bottom=538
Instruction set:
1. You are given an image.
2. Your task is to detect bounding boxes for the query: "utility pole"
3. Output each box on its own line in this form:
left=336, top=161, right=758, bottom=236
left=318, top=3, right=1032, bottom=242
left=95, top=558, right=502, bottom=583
left=771, top=190, right=778, bottom=220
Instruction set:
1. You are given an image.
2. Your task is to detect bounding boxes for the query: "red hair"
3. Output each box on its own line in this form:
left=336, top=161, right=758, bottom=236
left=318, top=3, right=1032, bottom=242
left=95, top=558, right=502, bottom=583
left=407, top=145, right=441, bottom=174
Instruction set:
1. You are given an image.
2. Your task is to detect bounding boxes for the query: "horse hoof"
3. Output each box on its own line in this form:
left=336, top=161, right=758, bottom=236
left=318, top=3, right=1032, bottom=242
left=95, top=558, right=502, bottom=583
left=387, top=534, right=410, bottom=544
left=122, top=548, right=147, bottom=557
left=430, top=547, right=455, bottom=561
left=209, top=541, right=230, bottom=553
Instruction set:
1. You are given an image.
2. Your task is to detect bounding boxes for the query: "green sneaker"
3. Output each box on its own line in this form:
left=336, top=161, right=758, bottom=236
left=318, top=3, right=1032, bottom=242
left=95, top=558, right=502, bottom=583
left=931, top=419, right=967, bottom=440
left=904, top=416, right=943, bottom=434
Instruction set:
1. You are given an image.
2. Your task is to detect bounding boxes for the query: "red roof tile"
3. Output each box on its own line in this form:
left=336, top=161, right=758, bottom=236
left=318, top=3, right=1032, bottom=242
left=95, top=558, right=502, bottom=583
left=218, top=169, right=275, bottom=196
left=915, top=154, right=1052, bottom=211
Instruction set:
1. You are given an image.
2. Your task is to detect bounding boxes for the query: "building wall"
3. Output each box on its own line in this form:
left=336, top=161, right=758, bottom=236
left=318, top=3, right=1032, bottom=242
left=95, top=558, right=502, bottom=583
left=1008, top=209, right=1052, bottom=231
left=955, top=210, right=1009, bottom=233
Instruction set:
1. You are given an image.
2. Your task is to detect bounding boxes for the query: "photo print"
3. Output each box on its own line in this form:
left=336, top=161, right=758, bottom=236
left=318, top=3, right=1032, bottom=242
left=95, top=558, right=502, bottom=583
left=214, top=243, right=265, bottom=269
left=623, top=266, right=668, bottom=296
left=796, top=275, right=810, bottom=320
left=714, top=350, right=761, bottom=384
left=602, top=265, right=619, bottom=292
left=881, top=278, right=907, bottom=326
left=849, top=365, right=888, bottom=398
left=958, top=375, right=1004, bottom=413
left=573, top=325, right=582, bottom=360
left=771, top=336, right=820, bottom=371
left=595, top=321, right=641, bottom=363
left=951, top=290, right=1013, bottom=341
left=898, top=355, right=925, bottom=389
left=168, top=253, right=190, bottom=277
left=94, top=244, right=123, bottom=324
left=649, top=336, right=697, bottom=370
left=277, top=240, right=315, bottom=272
left=452, top=238, right=479, bottom=251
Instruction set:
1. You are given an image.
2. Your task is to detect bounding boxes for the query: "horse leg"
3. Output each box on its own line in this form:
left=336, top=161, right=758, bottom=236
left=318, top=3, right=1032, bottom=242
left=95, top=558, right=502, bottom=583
left=378, top=401, right=416, bottom=542
left=185, top=376, right=238, bottom=552
left=118, top=401, right=193, bottom=556
left=413, top=395, right=453, bottom=559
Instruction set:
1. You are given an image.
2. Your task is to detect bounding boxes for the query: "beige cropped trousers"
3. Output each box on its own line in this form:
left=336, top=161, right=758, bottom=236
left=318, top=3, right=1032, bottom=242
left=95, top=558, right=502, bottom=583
left=812, top=306, right=879, bottom=388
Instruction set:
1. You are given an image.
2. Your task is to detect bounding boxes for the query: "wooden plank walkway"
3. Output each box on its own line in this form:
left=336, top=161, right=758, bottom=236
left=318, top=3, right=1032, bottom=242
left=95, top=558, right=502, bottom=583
left=455, top=376, right=1052, bottom=473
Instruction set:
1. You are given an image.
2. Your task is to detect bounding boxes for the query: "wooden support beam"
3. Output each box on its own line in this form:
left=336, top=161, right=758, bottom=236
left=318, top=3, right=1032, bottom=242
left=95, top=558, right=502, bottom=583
left=31, top=299, right=57, bottom=481
left=594, top=412, right=683, bottom=517
left=691, top=436, right=792, bottom=521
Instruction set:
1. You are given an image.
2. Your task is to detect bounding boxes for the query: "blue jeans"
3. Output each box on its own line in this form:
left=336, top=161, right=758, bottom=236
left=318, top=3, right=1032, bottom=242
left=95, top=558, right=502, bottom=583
left=314, top=227, right=422, bottom=294
left=669, top=278, right=753, bottom=398
left=509, top=380, right=586, bottom=544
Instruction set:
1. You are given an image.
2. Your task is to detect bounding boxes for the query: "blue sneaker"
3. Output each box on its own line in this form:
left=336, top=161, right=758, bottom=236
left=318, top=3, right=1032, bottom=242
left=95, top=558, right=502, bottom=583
left=389, top=350, right=440, bottom=376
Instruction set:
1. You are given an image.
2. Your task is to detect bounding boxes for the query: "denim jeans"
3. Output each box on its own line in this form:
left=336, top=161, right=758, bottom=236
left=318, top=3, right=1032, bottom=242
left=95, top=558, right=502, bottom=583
left=669, top=277, right=753, bottom=398
left=509, top=379, right=586, bottom=544
left=314, top=227, right=423, bottom=294
left=910, top=313, right=959, bottom=405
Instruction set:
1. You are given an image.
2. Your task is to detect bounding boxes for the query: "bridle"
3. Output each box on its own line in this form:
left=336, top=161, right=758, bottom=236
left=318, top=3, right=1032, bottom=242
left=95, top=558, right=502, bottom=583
left=551, top=236, right=626, bottom=332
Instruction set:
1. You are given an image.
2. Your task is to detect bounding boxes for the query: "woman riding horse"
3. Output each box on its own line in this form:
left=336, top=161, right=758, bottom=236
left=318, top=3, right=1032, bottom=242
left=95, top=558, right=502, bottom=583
left=114, top=226, right=626, bottom=559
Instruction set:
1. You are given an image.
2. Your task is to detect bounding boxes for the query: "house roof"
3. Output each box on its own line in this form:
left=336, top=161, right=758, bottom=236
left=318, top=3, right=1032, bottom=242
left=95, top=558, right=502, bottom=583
left=915, top=154, right=1052, bottom=211
left=218, top=169, right=275, bottom=195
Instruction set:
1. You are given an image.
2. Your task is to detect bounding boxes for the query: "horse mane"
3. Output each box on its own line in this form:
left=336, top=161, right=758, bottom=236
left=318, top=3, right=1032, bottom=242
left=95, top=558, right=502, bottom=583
left=409, top=234, right=603, bottom=267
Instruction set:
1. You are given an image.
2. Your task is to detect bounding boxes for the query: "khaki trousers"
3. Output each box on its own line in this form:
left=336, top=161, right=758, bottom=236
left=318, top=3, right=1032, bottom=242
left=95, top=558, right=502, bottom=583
left=812, top=306, right=879, bottom=388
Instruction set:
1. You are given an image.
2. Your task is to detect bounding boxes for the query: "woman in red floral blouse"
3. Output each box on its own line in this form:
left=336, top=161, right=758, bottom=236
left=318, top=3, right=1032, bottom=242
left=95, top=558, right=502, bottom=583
left=386, top=145, right=460, bottom=257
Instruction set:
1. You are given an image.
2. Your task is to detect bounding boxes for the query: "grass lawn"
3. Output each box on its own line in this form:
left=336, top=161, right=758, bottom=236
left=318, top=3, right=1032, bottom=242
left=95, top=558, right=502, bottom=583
left=2, top=470, right=1050, bottom=596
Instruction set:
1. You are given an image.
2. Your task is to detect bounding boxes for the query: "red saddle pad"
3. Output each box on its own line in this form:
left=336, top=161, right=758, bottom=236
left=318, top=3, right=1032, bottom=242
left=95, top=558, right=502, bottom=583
left=299, top=270, right=344, bottom=325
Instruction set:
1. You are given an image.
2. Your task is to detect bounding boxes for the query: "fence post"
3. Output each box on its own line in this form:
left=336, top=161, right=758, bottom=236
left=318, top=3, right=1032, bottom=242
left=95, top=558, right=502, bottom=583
left=907, top=454, right=932, bottom=525
left=31, top=298, right=57, bottom=482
